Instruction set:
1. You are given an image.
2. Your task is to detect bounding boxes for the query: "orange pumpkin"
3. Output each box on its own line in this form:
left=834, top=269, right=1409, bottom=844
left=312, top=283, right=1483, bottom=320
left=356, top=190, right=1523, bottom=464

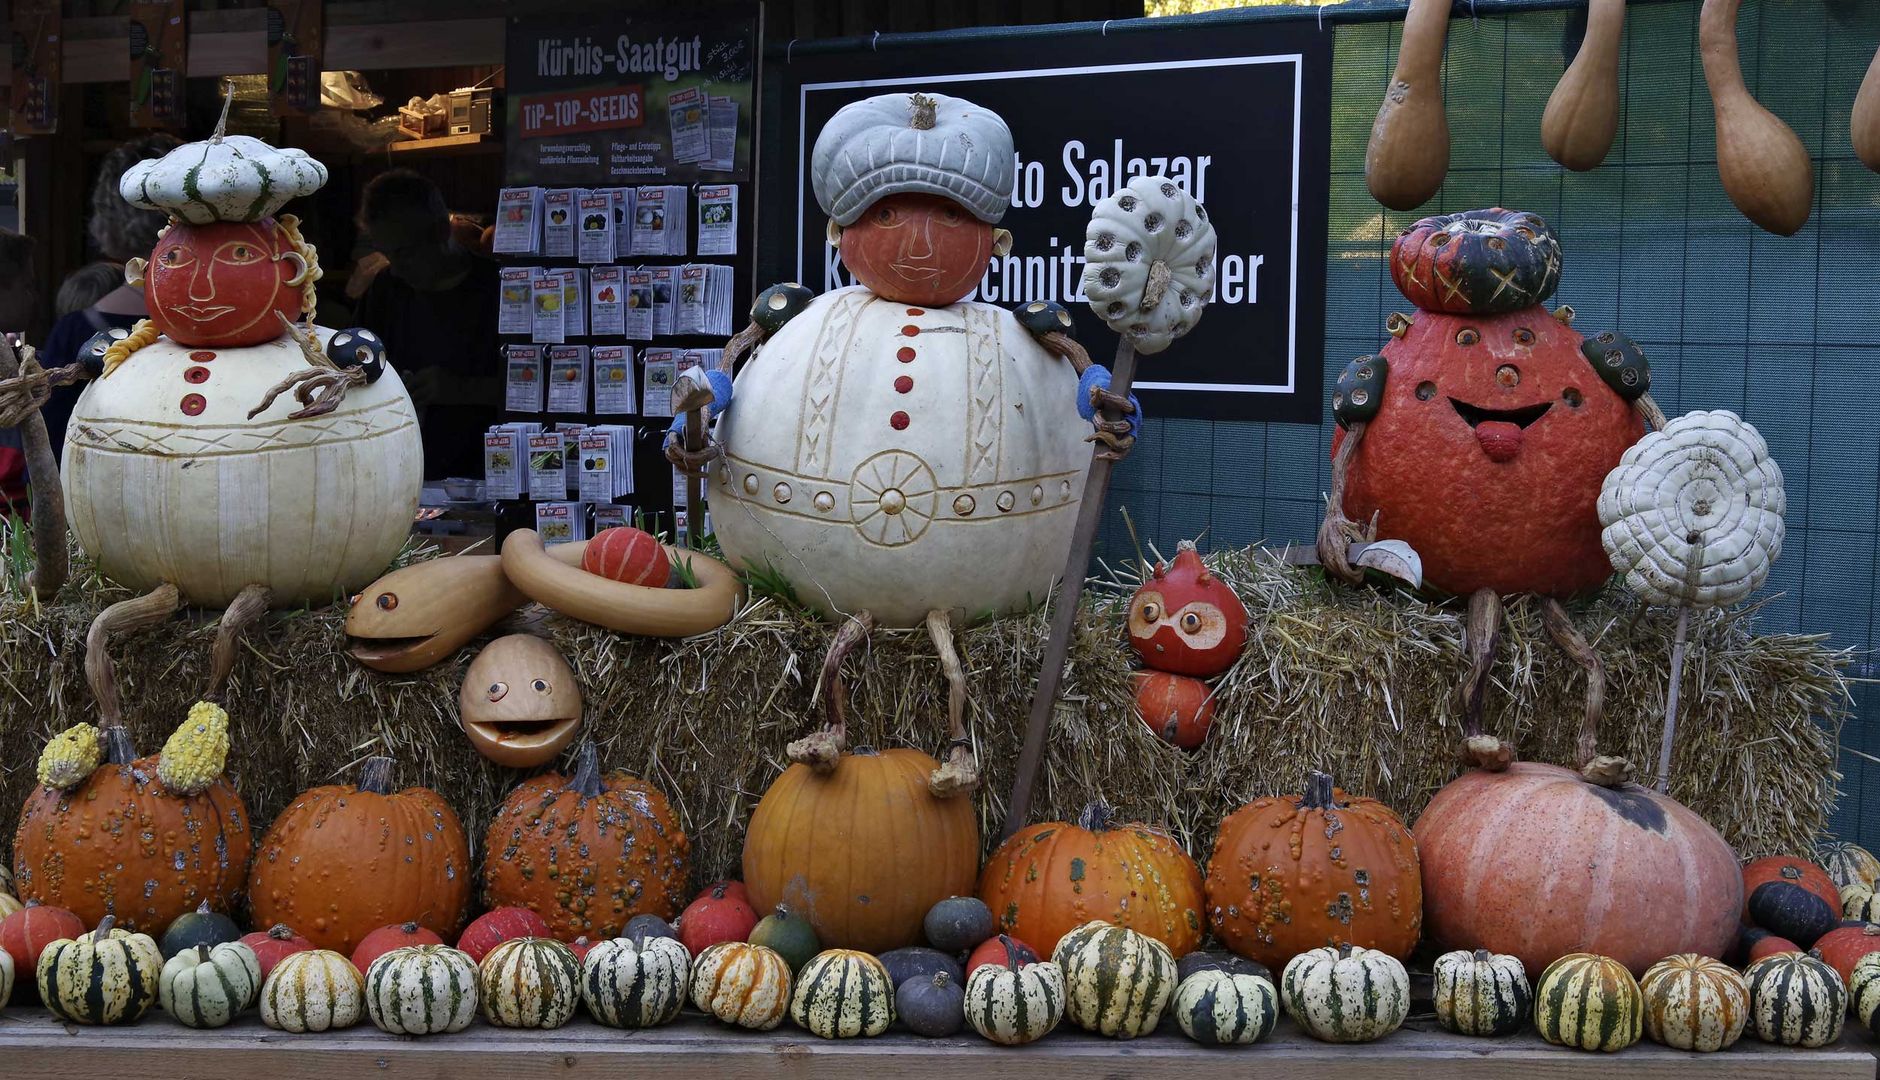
left=1131, top=671, right=1216, bottom=750
left=247, top=755, right=471, bottom=955
left=743, top=747, right=978, bottom=954
left=1741, top=856, right=1839, bottom=917
left=1205, top=771, right=1421, bottom=971
left=978, top=801, right=1205, bottom=957
left=1813, top=924, right=1880, bottom=984
left=837, top=192, right=996, bottom=307
left=482, top=741, right=690, bottom=940
left=12, top=726, right=252, bottom=932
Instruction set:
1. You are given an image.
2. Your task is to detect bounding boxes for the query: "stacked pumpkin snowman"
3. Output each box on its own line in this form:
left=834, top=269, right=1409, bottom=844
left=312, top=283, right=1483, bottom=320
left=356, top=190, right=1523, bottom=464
left=1126, top=542, right=1248, bottom=749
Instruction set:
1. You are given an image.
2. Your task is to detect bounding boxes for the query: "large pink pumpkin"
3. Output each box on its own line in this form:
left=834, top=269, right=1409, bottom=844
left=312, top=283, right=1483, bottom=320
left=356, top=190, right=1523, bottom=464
left=1414, top=762, right=1741, bottom=977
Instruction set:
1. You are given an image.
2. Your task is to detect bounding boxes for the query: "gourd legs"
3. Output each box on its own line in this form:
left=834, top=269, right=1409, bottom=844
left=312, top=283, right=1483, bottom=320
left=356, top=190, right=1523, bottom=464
left=1458, top=588, right=1512, bottom=771
left=1540, top=596, right=1607, bottom=770
left=85, top=583, right=183, bottom=727
left=205, top=584, right=272, bottom=703
left=787, top=610, right=876, bottom=771
left=926, top=609, right=978, bottom=798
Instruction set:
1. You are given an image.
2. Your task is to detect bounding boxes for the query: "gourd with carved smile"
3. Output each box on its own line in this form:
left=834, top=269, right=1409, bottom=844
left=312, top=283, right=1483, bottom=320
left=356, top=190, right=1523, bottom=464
left=458, top=635, right=582, bottom=768
left=141, top=219, right=309, bottom=348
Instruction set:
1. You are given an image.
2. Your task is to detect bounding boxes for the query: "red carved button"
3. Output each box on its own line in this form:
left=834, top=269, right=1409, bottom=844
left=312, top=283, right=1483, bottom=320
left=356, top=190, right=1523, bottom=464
left=184, top=366, right=211, bottom=384
left=180, top=393, right=207, bottom=416
left=894, top=376, right=913, bottom=394
left=906, top=308, right=926, bottom=317
left=189, top=350, right=216, bottom=363
left=897, top=347, right=916, bottom=363
left=901, top=324, right=920, bottom=337
left=890, top=411, right=910, bottom=430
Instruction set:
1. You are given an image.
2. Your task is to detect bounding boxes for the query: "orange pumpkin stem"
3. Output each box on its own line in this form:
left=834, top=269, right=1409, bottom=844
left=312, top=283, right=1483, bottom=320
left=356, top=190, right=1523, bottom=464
left=356, top=755, right=395, bottom=795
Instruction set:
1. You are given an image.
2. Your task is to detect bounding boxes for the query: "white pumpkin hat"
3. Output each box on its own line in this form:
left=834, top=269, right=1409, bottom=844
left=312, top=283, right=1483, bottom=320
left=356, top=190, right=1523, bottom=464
left=811, top=91, right=1014, bottom=226
left=119, top=89, right=327, bottom=225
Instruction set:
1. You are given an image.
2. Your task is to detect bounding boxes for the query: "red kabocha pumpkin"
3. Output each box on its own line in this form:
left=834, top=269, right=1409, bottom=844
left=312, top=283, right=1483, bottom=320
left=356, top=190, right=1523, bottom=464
left=240, top=923, right=314, bottom=980
left=1742, top=857, right=1839, bottom=916
left=979, top=801, right=1205, bottom=957
left=351, top=921, right=445, bottom=974
left=247, top=755, right=472, bottom=955
left=1206, top=772, right=1421, bottom=970
left=582, top=526, right=671, bottom=586
left=1131, top=671, right=1216, bottom=750
left=1415, top=761, right=1741, bottom=976
left=457, top=907, right=551, bottom=964
left=0, top=901, right=85, bottom=997
left=967, top=934, right=1039, bottom=975
left=1743, top=856, right=1840, bottom=948
left=1127, top=542, right=1248, bottom=678
left=144, top=218, right=310, bottom=348
left=1748, top=933, right=1802, bottom=963
left=680, top=881, right=759, bottom=955
left=838, top=192, right=996, bottom=307
left=1813, top=924, right=1880, bottom=984
left=482, top=742, right=691, bottom=940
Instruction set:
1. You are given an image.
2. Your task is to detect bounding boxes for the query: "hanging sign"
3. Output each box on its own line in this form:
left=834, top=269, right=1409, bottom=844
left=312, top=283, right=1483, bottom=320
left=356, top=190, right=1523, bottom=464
left=128, top=1, right=187, bottom=129
left=9, top=0, right=61, bottom=137
left=266, top=0, right=324, bottom=116
left=769, top=21, right=1333, bottom=424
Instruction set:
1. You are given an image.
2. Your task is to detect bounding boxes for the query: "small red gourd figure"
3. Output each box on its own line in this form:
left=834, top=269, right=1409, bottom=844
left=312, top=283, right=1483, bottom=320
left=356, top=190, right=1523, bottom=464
left=1317, top=209, right=1664, bottom=766
left=1128, top=541, right=1248, bottom=678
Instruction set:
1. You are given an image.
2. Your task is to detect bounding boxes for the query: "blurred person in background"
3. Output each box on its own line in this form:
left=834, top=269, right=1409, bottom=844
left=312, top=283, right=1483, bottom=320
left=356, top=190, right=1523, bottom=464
left=55, top=261, right=125, bottom=319
left=0, top=229, right=39, bottom=516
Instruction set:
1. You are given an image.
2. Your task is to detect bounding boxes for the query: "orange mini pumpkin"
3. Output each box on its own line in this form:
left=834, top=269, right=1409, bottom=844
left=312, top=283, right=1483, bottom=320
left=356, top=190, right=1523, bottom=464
left=247, top=755, right=471, bottom=955
left=979, top=801, right=1205, bottom=957
left=1205, top=771, right=1422, bottom=971
left=482, top=741, right=690, bottom=940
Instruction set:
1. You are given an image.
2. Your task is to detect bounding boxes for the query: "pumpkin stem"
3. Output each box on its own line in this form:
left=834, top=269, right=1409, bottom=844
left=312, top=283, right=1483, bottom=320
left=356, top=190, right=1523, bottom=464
left=211, top=78, right=234, bottom=142
left=103, top=724, right=137, bottom=766
left=401, top=921, right=421, bottom=934
left=357, top=755, right=396, bottom=795
left=1299, top=771, right=1341, bottom=811
left=94, top=914, right=116, bottom=938
left=196, top=899, right=212, bottom=915
left=998, top=934, right=1024, bottom=972
left=932, top=970, right=953, bottom=989
left=197, top=944, right=213, bottom=964
left=267, top=924, right=297, bottom=941
left=908, top=92, right=937, bottom=131
left=567, top=741, right=603, bottom=798
left=1076, top=801, right=1113, bottom=833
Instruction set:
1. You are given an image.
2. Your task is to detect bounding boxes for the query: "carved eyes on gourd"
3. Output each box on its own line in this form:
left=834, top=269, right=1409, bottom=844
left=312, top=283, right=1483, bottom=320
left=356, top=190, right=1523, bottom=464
left=1496, top=365, right=1521, bottom=388
left=1512, top=327, right=1535, bottom=346
left=1455, top=328, right=1480, bottom=346
left=1139, top=600, right=1162, bottom=623
left=1416, top=381, right=1437, bottom=401
left=1563, top=387, right=1584, bottom=408
left=487, top=682, right=508, bottom=703
left=1180, top=611, right=1204, bottom=634
left=531, top=679, right=550, bottom=693
left=376, top=593, right=397, bottom=610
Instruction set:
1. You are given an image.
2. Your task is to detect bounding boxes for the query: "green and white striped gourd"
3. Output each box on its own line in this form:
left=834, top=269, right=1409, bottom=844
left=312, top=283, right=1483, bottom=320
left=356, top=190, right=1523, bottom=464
left=1051, top=920, right=1177, bottom=1039
left=36, top=915, right=164, bottom=1025
left=364, top=945, right=479, bottom=1036
left=0, top=942, right=12, bottom=1008
left=789, top=948, right=895, bottom=1039
left=1172, top=969, right=1278, bottom=1046
left=581, top=932, right=690, bottom=1028
left=1280, top=944, right=1410, bottom=1044
left=689, top=941, right=793, bottom=1031
left=261, top=949, right=363, bottom=1032
left=0, top=892, right=19, bottom=920
left=1432, top=949, right=1529, bottom=1037
left=1850, top=951, right=1880, bottom=1034
left=1818, top=841, right=1880, bottom=892
left=1534, top=953, right=1642, bottom=1052
left=1639, top=953, right=1747, bottom=1052
left=119, top=131, right=328, bottom=225
left=1841, top=883, right=1880, bottom=922
left=1744, top=952, right=1845, bottom=1047
left=963, top=949, right=1065, bottom=1046
left=479, top=937, right=581, bottom=1029
left=159, top=942, right=261, bottom=1028
left=0, top=858, right=13, bottom=895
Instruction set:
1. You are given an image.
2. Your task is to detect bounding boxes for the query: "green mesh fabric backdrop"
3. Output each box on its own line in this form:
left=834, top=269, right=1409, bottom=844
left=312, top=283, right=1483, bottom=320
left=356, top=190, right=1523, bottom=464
left=1099, top=0, right=1880, bottom=843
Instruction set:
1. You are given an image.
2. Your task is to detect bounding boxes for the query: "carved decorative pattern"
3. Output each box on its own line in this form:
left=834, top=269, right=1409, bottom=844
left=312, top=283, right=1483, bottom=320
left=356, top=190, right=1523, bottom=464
left=963, top=305, right=1002, bottom=484
left=795, top=291, right=866, bottom=478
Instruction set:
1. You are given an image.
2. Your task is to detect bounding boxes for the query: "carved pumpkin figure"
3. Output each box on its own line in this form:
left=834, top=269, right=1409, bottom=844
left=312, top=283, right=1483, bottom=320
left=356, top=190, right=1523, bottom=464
left=144, top=219, right=310, bottom=348
left=459, top=635, right=583, bottom=768
left=1127, top=541, right=1248, bottom=677
left=837, top=192, right=1003, bottom=307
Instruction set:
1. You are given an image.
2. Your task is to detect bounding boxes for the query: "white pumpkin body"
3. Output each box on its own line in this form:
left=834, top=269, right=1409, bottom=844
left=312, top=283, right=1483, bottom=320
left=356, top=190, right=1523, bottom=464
left=712, top=288, right=1087, bottom=627
left=64, top=326, right=421, bottom=608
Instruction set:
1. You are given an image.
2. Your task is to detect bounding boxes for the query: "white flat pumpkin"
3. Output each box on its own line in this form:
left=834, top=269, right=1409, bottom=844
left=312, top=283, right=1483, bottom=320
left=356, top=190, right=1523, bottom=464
left=121, top=133, right=327, bottom=225
left=1081, top=174, right=1217, bottom=355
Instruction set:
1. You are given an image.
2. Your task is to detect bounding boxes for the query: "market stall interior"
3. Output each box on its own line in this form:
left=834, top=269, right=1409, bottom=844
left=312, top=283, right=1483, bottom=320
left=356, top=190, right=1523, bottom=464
left=2, top=0, right=1879, bottom=1075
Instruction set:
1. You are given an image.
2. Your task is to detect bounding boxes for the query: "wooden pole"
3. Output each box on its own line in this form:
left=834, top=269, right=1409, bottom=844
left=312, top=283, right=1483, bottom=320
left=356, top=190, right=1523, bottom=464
left=1657, top=605, right=1691, bottom=794
left=673, top=371, right=715, bottom=550
left=1002, top=338, right=1136, bottom=839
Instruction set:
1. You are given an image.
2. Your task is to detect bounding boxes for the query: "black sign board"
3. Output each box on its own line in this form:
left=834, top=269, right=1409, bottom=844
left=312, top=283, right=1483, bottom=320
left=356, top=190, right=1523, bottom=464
left=767, top=22, right=1333, bottom=424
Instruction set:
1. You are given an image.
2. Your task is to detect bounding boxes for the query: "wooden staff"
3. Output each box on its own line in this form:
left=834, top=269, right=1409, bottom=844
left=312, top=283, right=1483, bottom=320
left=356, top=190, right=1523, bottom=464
left=672, top=369, right=716, bottom=550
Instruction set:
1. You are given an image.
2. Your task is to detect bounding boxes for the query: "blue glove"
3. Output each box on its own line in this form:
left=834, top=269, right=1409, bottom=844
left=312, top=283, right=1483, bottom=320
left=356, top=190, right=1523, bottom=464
left=663, top=369, right=735, bottom=449
left=1077, top=365, right=1143, bottom=439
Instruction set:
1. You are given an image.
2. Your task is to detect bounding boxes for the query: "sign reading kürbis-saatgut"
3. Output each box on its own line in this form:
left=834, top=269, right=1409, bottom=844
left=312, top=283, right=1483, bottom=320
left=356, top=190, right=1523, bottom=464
left=505, top=10, right=759, bottom=186
left=768, top=22, right=1332, bottom=424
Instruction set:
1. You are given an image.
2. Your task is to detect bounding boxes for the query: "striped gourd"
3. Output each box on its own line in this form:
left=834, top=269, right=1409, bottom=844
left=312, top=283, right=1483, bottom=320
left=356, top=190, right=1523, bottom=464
left=159, top=942, right=261, bottom=1028
left=1744, top=951, right=1845, bottom=1047
left=36, top=915, right=163, bottom=1025
left=690, top=941, right=792, bottom=1031
left=581, top=933, right=690, bottom=1028
left=1841, top=883, right=1880, bottom=922
left=1818, top=841, right=1880, bottom=892
left=1640, top=953, right=1747, bottom=1052
left=365, top=945, right=479, bottom=1035
left=1280, top=944, right=1410, bottom=1043
left=0, top=943, right=11, bottom=1008
left=0, top=859, right=13, bottom=895
left=0, top=893, right=19, bottom=920
left=1052, top=920, right=1176, bottom=1039
left=1172, top=970, right=1278, bottom=1046
left=261, top=949, right=363, bottom=1032
left=963, top=952, right=1065, bottom=1046
left=479, top=937, right=581, bottom=1029
left=789, top=948, right=895, bottom=1039
left=1534, top=953, right=1642, bottom=1052
left=1850, top=952, right=1880, bottom=1034
left=1432, top=949, right=1529, bottom=1037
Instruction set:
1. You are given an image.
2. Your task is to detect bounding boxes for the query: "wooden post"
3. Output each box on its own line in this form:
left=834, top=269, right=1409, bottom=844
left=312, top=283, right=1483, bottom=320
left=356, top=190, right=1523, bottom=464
left=672, top=370, right=715, bottom=550
left=1002, top=338, right=1136, bottom=839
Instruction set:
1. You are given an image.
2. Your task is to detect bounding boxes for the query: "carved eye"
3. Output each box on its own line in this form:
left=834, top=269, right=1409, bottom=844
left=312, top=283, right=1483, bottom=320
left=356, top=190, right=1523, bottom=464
left=1456, top=328, right=1480, bottom=346
left=1180, top=612, right=1203, bottom=633
left=874, top=205, right=896, bottom=226
left=531, top=679, right=549, bottom=693
left=940, top=205, right=962, bottom=225
left=1415, top=381, right=1437, bottom=401
left=1513, top=327, right=1535, bottom=346
left=376, top=593, right=397, bottom=611
left=486, top=682, right=508, bottom=703
left=1496, top=365, right=1521, bottom=387
left=1563, top=387, right=1584, bottom=407
left=1140, top=601, right=1161, bottom=623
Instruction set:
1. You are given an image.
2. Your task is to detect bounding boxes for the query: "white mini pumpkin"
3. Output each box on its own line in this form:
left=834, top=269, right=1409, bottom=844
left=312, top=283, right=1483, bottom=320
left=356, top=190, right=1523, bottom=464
left=581, top=933, right=690, bottom=1029
left=261, top=949, right=363, bottom=1033
left=1432, top=949, right=1529, bottom=1037
left=1172, top=969, right=1278, bottom=1046
left=1081, top=174, right=1217, bottom=355
left=365, top=944, right=479, bottom=1036
left=1744, top=952, right=1844, bottom=1048
left=159, top=942, right=262, bottom=1028
left=479, top=937, right=581, bottom=1030
left=0, top=943, right=12, bottom=1009
left=963, top=954, right=1065, bottom=1046
left=1052, top=920, right=1177, bottom=1039
left=121, top=133, right=328, bottom=225
left=1281, top=944, right=1410, bottom=1044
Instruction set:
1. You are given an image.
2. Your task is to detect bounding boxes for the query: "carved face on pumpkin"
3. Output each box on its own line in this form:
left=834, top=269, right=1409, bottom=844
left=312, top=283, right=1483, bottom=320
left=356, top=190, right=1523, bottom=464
left=459, top=635, right=582, bottom=768
left=142, top=219, right=307, bottom=348
left=1127, top=543, right=1248, bottom=678
left=838, top=192, right=1004, bottom=307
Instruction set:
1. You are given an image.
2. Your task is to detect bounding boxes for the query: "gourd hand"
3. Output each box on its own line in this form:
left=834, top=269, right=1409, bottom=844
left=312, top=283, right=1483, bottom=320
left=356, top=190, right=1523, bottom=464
left=1316, top=503, right=1377, bottom=586
left=1077, top=365, right=1141, bottom=460
left=662, top=369, right=734, bottom=478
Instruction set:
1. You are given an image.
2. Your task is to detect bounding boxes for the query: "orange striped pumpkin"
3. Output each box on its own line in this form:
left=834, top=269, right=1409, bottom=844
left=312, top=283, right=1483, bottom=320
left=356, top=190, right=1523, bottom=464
left=690, top=941, right=793, bottom=1031
left=582, top=527, right=669, bottom=585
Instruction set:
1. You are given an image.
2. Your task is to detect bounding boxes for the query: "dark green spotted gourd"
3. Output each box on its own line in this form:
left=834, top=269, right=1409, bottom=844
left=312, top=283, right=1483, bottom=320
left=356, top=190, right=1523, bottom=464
left=363, top=944, right=478, bottom=1035
left=580, top=930, right=690, bottom=1028
left=1333, top=354, right=1389, bottom=428
left=1052, top=920, right=1177, bottom=1039
left=1173, top=969, right=1279, bottom=1045
left=1534, top=952, right=1643, bottom=1052
left=37, top=914, right=164, bottom=1025
left=748, top=905, right=821, bottom=974
left=789, top=948, right=895, bottom=1039
left=1744, top=951, right=1845, bottom=1047
left=478, top=937, right=581, bottom=1030
left=750, top=283, right=815, bottom=335
left=158, top=900, right=243, bottom=960
left=1432, top=948, right=1530, bottom=1037
left=1280, top=943, right=1410, bottom=1044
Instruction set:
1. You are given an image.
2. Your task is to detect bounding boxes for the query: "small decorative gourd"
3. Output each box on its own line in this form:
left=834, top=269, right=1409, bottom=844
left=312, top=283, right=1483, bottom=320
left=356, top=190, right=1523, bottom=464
left=1280, top=944, right=1410, bottom=1044
left=1172, top=969, right=1279, bottom=1046
left=626, top=913, right=679, bottom=942
left=1176, top=949, right=1272, bottom=985
left=678, top=880, right=758, bottom=956
left=1640, top=953, right=1748, bottom=1052
left=37, top=915, right=164, bottom=1025
left=35, top=723, right=102, bottom=788
left=1052, top=920, right=1177, bottom=1039
left=898, top=971, right=966, bottom=1037
left=159, top=900, right=242, bottom=959
left=1126, top=541, right=1248, bottom=678
left=1431, top=949, right=1529, bottom=1037
left=967, top=935, right=1038, bottom=975
left=748, top=906, right=821, bottom=975
left=1699, top=0, right=1813, bottom=234
left=0, top=943, right=10, bottom=1008
left=3, top=902, right=85, bottom=991
left=159, top=942, right=262, bottom=1029
left=1849, top=951, right=1880, bottom=1034
left=478, top=937, right=581, bottom=1029
left=364, top=945, right=479, bottom=1036
left=158, top=702, right=231, bottom=796
left=1816, top=924, right=1880, bottom=985
left=1817, top=840, right=1880, bottom=892
left=122, top=128, right=326, bottom=226
left=881, top=946, right=962, bottom=990
left=261, top=949, right=363, bottom=1033
left=1744, top=952, right=1845, bottom=1047
left=1081, top=175, right=1216, bottom=355
left=790, top=948, right=895, bottom=1039
left=581, top=930, right=690, bottom=1029
left=457, top=906, right=552, bottom=964
left=1534, top=953, right=1643, bottom=1052
left=689, top=941, right=793, bottom=1031
left=1842, top=883, right=1880, bottom=923
left=240, top=923, right=314, bottom=980
left=963, top=936, right=1065, bottom=1046
left=0, top=893, right=18, bottom=921
left=1365, top=0, right=1451, bottom=209
left=923, top=896, right=995, bottom=955
left=352, top=921, right=445, bottom=975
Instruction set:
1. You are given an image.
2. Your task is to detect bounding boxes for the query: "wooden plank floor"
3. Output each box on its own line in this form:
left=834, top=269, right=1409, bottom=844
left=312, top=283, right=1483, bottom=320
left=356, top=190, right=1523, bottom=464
left=0, top=1008, right=1872, bottom=1080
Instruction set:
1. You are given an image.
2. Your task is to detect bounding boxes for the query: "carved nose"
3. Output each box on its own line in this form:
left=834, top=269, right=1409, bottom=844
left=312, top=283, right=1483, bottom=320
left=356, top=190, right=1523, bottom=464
left=188, top=260, right=215, bottom=302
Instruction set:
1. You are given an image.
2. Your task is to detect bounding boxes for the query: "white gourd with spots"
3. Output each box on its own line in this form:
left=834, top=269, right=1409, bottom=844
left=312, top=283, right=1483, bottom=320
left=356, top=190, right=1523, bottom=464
left=1281, top=944, right=1410, bottom=1043
left=1080, top=174, right=1217, bottom=355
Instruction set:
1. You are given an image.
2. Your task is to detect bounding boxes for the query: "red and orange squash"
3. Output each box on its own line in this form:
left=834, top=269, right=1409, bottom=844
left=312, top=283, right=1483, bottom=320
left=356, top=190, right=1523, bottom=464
left=1131, top=672, right=1215, bottom=751
left=456, top=907, right=551, bottom=965
left=680, top=881, right=759, bottom=955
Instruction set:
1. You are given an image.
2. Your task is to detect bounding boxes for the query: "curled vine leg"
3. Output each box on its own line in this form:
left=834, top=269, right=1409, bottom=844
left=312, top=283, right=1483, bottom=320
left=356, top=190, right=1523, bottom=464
left=788, top=610, right=876, bottom=771
left=1459, top=588, right=1512, bottom=771
left=925, top=609, right=978, bottom=798
left=1541, top=596, right=1608, bottom=771
left=1316, top=421, right=1373, bottom=584
left=85, top=583, right=182, bottom=728
left=204, top=584, right=272, bottom=704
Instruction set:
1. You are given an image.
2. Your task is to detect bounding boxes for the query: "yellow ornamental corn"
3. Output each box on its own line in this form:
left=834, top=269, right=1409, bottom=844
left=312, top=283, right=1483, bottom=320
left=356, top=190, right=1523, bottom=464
left=37, top=723, right=103, bottom=789
left=158, top=702, right=230, bottom=795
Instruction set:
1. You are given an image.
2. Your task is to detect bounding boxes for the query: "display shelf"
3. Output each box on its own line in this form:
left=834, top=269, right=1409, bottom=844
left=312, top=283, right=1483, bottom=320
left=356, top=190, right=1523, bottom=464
left=0, top=1010, right=1869, bottom=1080
left=388, top=132, right=499, bottom=156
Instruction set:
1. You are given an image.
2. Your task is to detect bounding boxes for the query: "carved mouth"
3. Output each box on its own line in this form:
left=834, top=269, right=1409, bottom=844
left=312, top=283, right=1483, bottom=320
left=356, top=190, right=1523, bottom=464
left=173, top=304, right=237, bottom=320
left=890, top=264, right=942, bottom=278
left=346, top=634, right=438, bottom=664
left=1449, top=398, right=1552, bottom=429
left=466, top=717, right=579, bottom=745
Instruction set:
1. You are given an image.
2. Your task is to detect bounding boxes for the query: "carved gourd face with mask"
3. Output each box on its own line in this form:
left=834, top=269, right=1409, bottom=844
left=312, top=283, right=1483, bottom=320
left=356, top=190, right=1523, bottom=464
left=142, top=219, right=309, bottom=348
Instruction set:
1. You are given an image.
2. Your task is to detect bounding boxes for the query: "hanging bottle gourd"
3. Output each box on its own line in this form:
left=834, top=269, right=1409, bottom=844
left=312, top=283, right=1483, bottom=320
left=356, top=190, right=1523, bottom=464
left=1699, top=0, right=1813, bottom=234
left=1541, top=0, right=1625, bottom=171
left=1855, top=43, right=1880, bottom=173
left=1366, top=0, right=1452, bottom=209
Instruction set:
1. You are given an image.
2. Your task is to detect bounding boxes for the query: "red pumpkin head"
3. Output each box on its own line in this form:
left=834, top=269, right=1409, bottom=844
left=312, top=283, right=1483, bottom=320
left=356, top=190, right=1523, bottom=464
left=144, top=218, right=309, bottom=348
left=238, top=923, right=315, bottom=980
left=839, top=192, right=995, bottom=306
left=1127, top=542, right=1248, bottom=678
